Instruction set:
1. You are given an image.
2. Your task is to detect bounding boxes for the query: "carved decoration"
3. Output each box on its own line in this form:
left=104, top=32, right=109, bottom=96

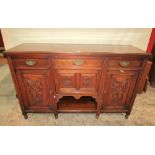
left=57, top=94, right=98, bottom=101
left=63, top=78, right=71, bottom=87
left=111, top=77, right=129, bottom=105
left=84, top=78, right=92, bottom=86
left=25, top=78, right=44, bottom=105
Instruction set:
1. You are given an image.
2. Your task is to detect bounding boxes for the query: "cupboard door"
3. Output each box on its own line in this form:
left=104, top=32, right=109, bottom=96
left=79, top=72, right=100, bottom=96
left=16, top=70, right=52, bottom=109
left=80, top=73, right=97, bottom=89
left=59, top=73, right=76, bottom=88
left=55, top=70, right=76, bottom=94
left=55, top=70, right=100, bottom=97
left=104, top=70, right=139, bottom=110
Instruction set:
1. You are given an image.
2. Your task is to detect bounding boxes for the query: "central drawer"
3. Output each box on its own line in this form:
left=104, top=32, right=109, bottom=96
left=53, top=58, right=103, bottom=69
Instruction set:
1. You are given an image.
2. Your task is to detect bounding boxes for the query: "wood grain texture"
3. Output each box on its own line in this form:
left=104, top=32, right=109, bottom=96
left=4, top=43, right=149, bottom=54
left=4, top=43, right=152, bottom=119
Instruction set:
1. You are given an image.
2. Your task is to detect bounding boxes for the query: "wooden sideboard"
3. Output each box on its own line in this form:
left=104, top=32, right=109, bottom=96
left=4, top=43, right=152, bottom=119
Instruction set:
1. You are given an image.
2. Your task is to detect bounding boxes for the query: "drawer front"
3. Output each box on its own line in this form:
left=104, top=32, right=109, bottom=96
left=13, top=58, right=49, bottom=69
left=53, top=58, right=103, bottom=69
left=108, top=59, right=142, bottom=68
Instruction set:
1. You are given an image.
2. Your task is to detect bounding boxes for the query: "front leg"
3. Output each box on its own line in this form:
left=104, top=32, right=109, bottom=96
left=22, top=112, right=28, bottom=119
left=54, top=112, right=58, bottom=119
left=96, top=113, right=100, bottom=119
left=96, top=99, right=102, bottom=119
left=125, top=112, right=131, bottom=119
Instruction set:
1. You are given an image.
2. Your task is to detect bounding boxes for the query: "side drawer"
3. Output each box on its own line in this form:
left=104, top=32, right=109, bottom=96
left=53, top=58, right=103, bottom=69
left=108, top=59, right=142, bottom=68
left=13, top=58, right=49, bottom=69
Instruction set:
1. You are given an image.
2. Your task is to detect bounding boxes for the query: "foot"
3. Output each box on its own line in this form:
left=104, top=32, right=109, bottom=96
left=96, top=114, right=99, bottom=119
left=125, top=114, right=129, bottom=119
left=54, top=113, right=58, bottom=119
left=23, top=114, right=28, bottom=119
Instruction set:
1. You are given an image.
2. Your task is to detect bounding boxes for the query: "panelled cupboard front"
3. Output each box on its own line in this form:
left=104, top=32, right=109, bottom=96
left=5, top=43, right=152, bottom=119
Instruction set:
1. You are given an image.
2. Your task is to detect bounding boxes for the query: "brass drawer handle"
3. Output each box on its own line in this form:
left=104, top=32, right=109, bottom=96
left=25, top=60, right=37, bottom=66
left=74, top=59, right=85, bottom=66
left=119, top=61, right=130, bottom=67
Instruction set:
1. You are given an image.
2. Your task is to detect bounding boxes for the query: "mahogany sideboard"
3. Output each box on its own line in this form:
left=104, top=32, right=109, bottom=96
left=4, top=43, right=152, bottom=119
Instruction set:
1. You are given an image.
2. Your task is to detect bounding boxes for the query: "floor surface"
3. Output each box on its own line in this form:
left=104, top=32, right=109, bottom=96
left=0, top=64, right=155, bottom=126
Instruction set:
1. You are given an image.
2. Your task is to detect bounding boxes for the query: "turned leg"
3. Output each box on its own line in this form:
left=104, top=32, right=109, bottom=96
left=96, top=102, right=101, bottom=119
left=96, top=113, right=100, bottom=119
left=22, top=112, right=28, bottom=119
left=54, top=112, right=58, bottom=119
left=96, top=115, right=99, bottom=119
left=125, top=112, right=130, bottom=119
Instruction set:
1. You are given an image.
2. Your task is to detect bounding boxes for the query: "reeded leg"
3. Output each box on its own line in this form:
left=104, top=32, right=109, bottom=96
left=22, top=112, right=28, bottom=119
left=54, top=112, right=58, bottom=119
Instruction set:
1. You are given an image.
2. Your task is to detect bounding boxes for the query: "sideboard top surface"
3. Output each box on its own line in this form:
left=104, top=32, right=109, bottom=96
left=4, top=43, right=151, bottom=56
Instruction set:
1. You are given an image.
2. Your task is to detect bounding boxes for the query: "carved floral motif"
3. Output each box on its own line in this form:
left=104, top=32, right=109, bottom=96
left=25, top=78, right=43, bottom=105
left=111, top=78, right=128, bottom=105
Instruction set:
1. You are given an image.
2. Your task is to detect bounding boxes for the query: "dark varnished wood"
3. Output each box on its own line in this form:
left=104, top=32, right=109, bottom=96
left=4, top=43, right=152, bottom=119
left=4, top=43, right=151, bottom=55
left=103, top=70, right=139, bottom=111
left=149, top=43, right=155, bottom=87
left=58, top=96, right=97, bottom=113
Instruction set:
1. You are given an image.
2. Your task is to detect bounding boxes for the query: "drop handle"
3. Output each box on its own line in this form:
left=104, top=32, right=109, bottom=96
left=74, top=59, right=85, bottom=66
left=119, top=61, right=130, bottom=67
left=25, top=60, right=37, bottom=66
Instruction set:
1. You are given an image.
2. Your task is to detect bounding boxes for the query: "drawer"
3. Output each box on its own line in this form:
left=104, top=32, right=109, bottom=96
left=53, top=59, right=103, bottom=69
left=13, top=58, right=49, bottom=69
left=108, top=59, right=142, bottom=68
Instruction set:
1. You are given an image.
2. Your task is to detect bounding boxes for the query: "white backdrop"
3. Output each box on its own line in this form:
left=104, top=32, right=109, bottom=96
left=1, top=28, right=152, bottom=52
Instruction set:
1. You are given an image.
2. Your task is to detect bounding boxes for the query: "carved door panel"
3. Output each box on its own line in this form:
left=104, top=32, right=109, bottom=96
left=80, top=73, right=97, bottom=88
left=16, top=70, right=53, bottom=109
left=55, top=70, right=76, bottom=95
left=55, top=70, right=100, bottom=98
left=59, top=73, right=76, bottom=88
left=79, top=72, right=100, bottom=94
left=104, top=70, right=139, bottom=110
